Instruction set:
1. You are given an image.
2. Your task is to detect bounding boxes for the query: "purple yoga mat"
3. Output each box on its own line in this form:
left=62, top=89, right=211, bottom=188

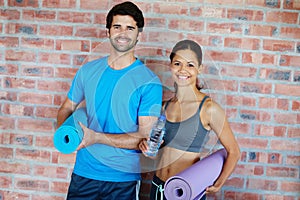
left=164, top=148, right=227, bottom=200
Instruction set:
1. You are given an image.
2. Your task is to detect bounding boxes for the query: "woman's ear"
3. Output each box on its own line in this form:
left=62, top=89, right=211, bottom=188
left=198, top=64, right=203, bottom=74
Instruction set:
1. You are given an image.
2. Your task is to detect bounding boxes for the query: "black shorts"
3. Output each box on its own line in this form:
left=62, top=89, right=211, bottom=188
left=67, top=173, right=140, bottom=200
left=150, top=175, right=206, bottom=200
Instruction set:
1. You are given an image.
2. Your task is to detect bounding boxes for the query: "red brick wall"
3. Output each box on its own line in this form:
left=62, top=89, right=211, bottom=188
left=1, top=0, right=299, bottom=199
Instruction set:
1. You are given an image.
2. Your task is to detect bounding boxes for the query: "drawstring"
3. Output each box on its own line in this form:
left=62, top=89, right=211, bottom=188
left=152, top=180, right=164, bottom=200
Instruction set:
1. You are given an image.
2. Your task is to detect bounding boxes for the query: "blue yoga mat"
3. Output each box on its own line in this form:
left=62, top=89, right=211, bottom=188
left=53, top=107, right=88, bottom=154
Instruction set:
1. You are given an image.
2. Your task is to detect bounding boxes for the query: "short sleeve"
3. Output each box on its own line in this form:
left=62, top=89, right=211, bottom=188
left=67, top=68, right=84, bottom=104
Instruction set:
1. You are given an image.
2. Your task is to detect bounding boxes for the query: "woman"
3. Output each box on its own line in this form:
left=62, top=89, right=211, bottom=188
left=139, top=40, right=240, bottom=200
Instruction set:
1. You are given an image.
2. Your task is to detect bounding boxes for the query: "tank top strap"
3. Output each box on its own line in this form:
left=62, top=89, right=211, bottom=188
left=198, top=96, right=209, bottom=112
left=162, top=100, right=171, bottom=115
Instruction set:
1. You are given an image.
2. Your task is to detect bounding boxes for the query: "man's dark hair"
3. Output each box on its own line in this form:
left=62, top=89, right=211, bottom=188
left=106, top=1, right=144, bottom=32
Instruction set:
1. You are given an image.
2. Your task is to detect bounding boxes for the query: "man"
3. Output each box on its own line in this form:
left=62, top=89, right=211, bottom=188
left=57, top=2, right=162, bottom=199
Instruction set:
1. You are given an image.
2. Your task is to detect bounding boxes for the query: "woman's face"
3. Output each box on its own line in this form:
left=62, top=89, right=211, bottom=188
left=170, top=49, right=201, bottom=88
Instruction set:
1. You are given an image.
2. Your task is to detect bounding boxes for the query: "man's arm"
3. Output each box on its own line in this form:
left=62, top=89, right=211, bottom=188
left=77, top=115, right=157, bottom=150
left=56, top=98, right=79, bottom=129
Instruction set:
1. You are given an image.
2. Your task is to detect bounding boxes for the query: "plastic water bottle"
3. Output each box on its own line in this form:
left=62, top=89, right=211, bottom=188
left=145, top=115, right=166, bottom=157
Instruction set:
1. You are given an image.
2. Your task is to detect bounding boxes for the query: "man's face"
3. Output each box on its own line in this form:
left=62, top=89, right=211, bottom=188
left=108, top=15, right=140, bottom=53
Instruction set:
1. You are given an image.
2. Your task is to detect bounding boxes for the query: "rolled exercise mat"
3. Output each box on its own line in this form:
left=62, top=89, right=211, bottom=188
left=53, top=107, right=88, bottom=154
left=164, top=148, right=227, bottom=200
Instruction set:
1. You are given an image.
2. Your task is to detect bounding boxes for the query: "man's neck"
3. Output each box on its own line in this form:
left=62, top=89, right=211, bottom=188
left=108, top=51, right=136, bottom=70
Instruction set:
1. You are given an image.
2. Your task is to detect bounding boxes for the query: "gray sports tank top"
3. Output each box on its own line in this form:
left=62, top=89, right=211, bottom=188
left=162, top=96, right=210, bottom=152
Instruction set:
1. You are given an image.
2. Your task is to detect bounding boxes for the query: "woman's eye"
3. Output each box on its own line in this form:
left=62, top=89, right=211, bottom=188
left=173, top=62, right=180, bottom=66
left=188, top=64, right=195, bottom=68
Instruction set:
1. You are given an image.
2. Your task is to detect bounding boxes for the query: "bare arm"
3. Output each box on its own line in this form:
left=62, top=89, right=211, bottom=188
left=56, top=98, right=79, bottom=129
left=78, top=116, right=157, bottom=150
left=205, top=100, right=241, bottom=194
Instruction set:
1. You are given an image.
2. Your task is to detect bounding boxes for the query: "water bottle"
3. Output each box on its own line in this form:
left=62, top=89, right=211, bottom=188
left=145, top=115, right=166, bottom=157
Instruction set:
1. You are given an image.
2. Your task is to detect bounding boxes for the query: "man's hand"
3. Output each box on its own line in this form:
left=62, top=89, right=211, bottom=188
left=77, top=122, right=98, bottom=150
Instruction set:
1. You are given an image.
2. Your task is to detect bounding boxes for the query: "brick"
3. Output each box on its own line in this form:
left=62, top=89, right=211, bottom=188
left=40, top=25, right=73, bottom=36
left=0, top=9, right=21, bottom=20
left=260, top=69, right=291, bottom=81
left=8, top=0, right=38, bottom=7
left=227, top=9, right=263, bottom=21
left=230, top=122, right=251, bottom=134
left=16, top=148, right=51, bottom=162
left=35, top=135, right=54, bottom=148
left=191, top=7, right=226, bottom=18
left=0, top=161, right=31, bottom=175
left=254, top=125, right=286, bottom=137
left=206, top=50, right=240, bottom=63
left=56, top=39, right=90, bottom=52
left=38, top=52, right=71, bottom=65
left=19, top=92, right=53, bottom=105
left=15, top=178, right=49, bottom=192
left=281, top=181, right=300, bottom=192
left=240, top=82, right=272, bottom=94
left=22, top=10, right=56, bottom=21
left=37, top=80, right=70, bottom=92
left=0, top=147, right=13, bottom=159
left=0, top=176, right=12, bottom=188
left=284, top=0, right=300, bottom=9
left=148, top=32, right=184, bottom=43
left=242, top=52, right=278, bottom=65
left=263, top=39, right=295, bottom=52
left=153, top=3, right=188, bottom=15
left=280, top=55, right=300, bottom=67
left=280, top=27, right=300, bottom=39
left=224, top=191, right=261, bottom=200
left=4, top=77, right=35, bottom=89
left=240, top=109, right=271, bottom=121
left=221, top=65, right=257, bottom=78
left=79, top=0, right=109, bottom=10
left=225, top=37, right=260, bottom=50
left=0, top=191, right=30, bottom=200
left=169, top=19, right=204, bottom=32
left=204, top=79, right=238, bottom=92
left=36, top=106, right=59, bottom=118
left=10, top=133, right=33, bottom=146
left=20, top=65, right=54, bottom=77
left=288, top=127, right=300, bottom=139
left=51, top=151, right=76, bottom=164
left=54, top=67, right=77, bottom=79
left=2, top=104, right=34, bottom=117
left=32, top=195, right=65, bottom=200
left=21, top=37, right=54, bottom=50
left=246, top=178, right=278, bottom=191
left=266, top=11, right=299, bottom=24
left=50, top=181, right=69, bottom=193
left=203, top=0, right=244, bottom=5
left=42, top=0, right=76, bottom=8
left=34, top=165, right=68, bottom=179
left=0, top=91, right=17, bottom=101
left=0, top=63, right=18, bottom=75
left=17, top=117, right=54, bottom=132
left=5, top=23, right=37, bottom=34
left=58, top=11, right=92, bottom=23
left=267, top=166, right=298, bottom=178
left=0, top=36, right=19, bottom=47
left=286, top=155, right=300, bottom=166
left=0, top=116, right=15, bottom=130
left=246, top=0, right=280, bottom=8
left=248, top=24, right=278, bottom=37
left=94, top=13, right=107, bottom=25
left=274, top=113, right=299, bottom=124
left=74, top=27, right=106, bottom=38
left=237, top=137, right=268, bottom=149
left=188, top=34, right=223, bottom=47
left=271, top=139, right=300, bottom=151
left=275, top=84, right=300, bottom=97
left=207, top=22, right=243, bottom=34
left=5, top=49, right=36, bottom=62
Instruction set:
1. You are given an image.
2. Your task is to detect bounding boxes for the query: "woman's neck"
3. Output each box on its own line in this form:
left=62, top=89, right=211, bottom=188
left=175, top=86, right=200, bottom=103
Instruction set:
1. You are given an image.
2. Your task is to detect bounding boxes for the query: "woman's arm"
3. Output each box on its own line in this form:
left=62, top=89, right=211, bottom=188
left=204, top=100, right=241, bottom=194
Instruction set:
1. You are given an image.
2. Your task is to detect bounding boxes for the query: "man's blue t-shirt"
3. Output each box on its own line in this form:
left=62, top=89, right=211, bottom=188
left=67, top=56, right=162, bottom=182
